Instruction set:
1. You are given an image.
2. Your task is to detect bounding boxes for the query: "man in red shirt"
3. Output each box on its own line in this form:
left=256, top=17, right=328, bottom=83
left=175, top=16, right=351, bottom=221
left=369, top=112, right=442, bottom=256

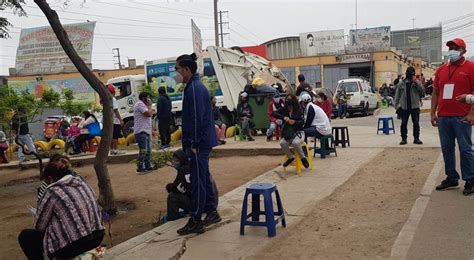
left=431, top=38, right=474, bottom=196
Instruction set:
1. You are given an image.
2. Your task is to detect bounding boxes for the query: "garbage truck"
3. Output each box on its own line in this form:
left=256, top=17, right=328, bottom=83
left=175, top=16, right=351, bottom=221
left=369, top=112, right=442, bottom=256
left=107, top=46, right=292, bottom=136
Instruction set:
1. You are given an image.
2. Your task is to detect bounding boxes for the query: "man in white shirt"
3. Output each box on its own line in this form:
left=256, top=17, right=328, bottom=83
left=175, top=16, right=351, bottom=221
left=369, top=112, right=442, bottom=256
left=108, top=85, right=124, bottom=155
left=299, top=93, right=332, bottom=140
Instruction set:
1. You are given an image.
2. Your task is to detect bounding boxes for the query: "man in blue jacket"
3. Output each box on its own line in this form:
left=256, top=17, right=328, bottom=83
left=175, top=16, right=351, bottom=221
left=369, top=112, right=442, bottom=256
left=174, top=53, right=220, bottom=235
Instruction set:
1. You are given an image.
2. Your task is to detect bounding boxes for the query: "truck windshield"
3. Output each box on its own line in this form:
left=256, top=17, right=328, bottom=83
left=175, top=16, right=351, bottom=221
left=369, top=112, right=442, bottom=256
left=111, top=81, right=132, bottom=100
left=338, top=82, right=359, bottom=93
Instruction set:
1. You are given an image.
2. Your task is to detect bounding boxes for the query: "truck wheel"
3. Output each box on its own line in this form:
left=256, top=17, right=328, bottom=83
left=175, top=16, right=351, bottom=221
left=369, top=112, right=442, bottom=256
left=123, top=120, right=134, bottom=136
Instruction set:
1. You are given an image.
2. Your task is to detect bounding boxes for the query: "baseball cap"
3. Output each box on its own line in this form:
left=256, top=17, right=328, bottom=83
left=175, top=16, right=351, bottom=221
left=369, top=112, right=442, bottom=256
left=240, top=92, right=248, bottom=98
left=446, top=38, right=466, bottom=49
left=107, top=85, right=116, bottom=93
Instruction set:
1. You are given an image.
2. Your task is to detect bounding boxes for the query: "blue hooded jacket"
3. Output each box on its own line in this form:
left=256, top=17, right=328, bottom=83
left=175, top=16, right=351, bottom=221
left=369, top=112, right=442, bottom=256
left=181, top=73, right=218, bottom=150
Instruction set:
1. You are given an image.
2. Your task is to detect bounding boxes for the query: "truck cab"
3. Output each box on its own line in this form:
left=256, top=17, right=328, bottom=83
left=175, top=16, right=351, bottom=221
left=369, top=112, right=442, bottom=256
left=107, top=74, right=147, bottom=135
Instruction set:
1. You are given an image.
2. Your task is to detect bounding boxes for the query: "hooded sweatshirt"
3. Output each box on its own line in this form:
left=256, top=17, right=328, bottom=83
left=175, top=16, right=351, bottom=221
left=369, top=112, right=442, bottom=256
left=35, top=174, right=104, bottom=255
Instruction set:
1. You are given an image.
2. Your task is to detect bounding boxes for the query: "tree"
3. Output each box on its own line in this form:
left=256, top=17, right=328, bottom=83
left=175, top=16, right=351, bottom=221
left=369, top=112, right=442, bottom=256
left=60, top=88, right=91, bottom=117
left=2, top=0, right=118, bottom=214
left=0, top=0, right=26, bottom=38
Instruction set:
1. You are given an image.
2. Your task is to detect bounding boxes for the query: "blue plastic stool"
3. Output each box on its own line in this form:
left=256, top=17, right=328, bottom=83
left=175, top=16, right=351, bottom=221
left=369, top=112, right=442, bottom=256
left=240, top=183, right=286, bottom=237
left=377, top=116, right=395, bottom=135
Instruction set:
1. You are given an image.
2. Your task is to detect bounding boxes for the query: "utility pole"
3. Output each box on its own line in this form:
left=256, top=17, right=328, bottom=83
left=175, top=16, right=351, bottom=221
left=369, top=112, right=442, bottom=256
left=355, top=0, right=358, bottom=29
left=112, top=48, right=122, bottom=69
left=411, top=18, right=416, bottom=29
left=218, top=11, right=229, bottom=48
left=214, top=0, right=219, bottom=47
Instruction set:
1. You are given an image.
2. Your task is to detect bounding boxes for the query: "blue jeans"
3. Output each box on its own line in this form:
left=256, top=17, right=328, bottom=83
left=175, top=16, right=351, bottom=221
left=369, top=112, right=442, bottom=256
left=338, top=104, right=347, bottom=118
left=438, top=116, right=474, bottom=182
left=135, top=132, right=151, bottom=170
left=17, top=134, right=36, bottom=162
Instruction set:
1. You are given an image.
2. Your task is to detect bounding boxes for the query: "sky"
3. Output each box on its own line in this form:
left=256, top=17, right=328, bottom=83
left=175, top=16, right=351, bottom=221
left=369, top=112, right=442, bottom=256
left=0, top=0, right=473, bottom=76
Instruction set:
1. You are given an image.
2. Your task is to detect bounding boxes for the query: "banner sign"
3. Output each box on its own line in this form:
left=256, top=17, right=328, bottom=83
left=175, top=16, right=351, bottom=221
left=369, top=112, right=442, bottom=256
left=300, top=29, right=345, bottom=56
left=191, top=19, right=204, bottom=75
left=349, top=26, right=391, bottom=52
left=15, top=22, right=96, bottom=75
left=337, top=53, right=372, bottom=63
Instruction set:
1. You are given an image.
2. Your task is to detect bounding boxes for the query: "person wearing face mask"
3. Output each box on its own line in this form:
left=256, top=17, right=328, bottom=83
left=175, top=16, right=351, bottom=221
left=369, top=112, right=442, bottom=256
left=175, top=53, right=220, bottom=235
left=166, top=149, right=219, bottom=221
left=300, top=93, right=332, bottom=143
left=394, top=66, right=424, bottom=145
left=266, top=91, right=285, bottom=141
left=315, top=92, right=332, bottom=119
left=18, top=155, right=104, bottom=260
left=237, top=92, right=256, bottom=141
left=272, top=94, right=309, bottom=169
left=430, top=38, right=474, bottom=196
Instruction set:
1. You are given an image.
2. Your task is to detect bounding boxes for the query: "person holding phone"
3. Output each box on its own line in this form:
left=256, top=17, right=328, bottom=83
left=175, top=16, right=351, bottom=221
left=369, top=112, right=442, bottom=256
left=133, top=92, right=155, bottom=174
left=430, top=38, right=474, bottom=196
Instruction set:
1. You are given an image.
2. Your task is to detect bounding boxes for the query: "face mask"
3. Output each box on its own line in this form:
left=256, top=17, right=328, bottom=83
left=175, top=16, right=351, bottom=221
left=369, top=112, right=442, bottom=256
left=447, top=50, right=461, bottom=62
left=173, top=72, right=184, bottom=83
left=273, top=97, right=280, bottom=102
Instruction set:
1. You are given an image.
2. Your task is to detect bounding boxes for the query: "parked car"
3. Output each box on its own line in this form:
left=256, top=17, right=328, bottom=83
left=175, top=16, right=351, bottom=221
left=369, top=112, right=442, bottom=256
left=334, top=78, right=378, bottom=116
left=43, top=115, right=70, bottom=141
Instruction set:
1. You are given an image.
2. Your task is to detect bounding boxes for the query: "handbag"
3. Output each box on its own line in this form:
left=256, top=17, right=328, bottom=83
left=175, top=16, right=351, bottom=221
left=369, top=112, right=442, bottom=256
left=86, top=121, right=102, bottom=137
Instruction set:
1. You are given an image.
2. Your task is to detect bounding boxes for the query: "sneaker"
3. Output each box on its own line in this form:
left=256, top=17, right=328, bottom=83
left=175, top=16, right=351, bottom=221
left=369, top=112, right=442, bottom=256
left=177, top=218, right=205, bottom=236
left=400, top=139, right=407, bottom=145
left=219, top=140, right=226, bottom=145
left=435, top=179, right=459, bottom=190
left=301, top=157, right=309, bottom=169
left=202, top=211, right=221, bottom=227
left=463, top=181, right=474, bottom=196
left=283, top=157, right=295, bottom=167
left=247, top=136, right=255, bottom=141
left=136, top=168, right=152, bottom=175
left=414, top=139, right=423, bottom=145
left=110, top=150, right=117, bottom=156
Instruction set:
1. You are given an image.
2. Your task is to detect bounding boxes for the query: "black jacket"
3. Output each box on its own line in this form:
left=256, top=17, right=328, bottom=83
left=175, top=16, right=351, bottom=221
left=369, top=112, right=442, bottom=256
left=237, top=102, right=253, bottom=119
left=156, top=95, right=173, bottom=122
left=272, top=107, right=304, bottom=140
left=11, top=113, right=29, bottom=135
left=212, top=106, right=223, bottom=126
left=168, top=164, right=192, bottom=197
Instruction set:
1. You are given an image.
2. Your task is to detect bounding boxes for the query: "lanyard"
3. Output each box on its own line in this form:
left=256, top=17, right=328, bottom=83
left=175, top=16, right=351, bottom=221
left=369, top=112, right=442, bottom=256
left=448, top=65, right=460, bottom=81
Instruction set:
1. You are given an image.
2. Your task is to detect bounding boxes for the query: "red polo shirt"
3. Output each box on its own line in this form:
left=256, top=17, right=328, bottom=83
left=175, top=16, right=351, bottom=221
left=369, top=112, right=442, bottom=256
left=433, top=57, right=474, bottom=116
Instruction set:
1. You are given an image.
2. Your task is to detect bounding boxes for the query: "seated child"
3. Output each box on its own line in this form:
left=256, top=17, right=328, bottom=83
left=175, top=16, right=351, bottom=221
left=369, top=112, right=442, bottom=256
left=64, top=117, right=81, bottom=155
left=166, top=149, right=219, bottom=221
left=0, top=131, right=9, bottom=164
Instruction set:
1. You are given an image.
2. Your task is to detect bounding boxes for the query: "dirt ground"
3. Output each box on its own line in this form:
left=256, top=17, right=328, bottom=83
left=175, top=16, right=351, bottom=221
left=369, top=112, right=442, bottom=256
left=251, top=148, right=440, bottom=259
left=0, top=155, right=280, bottom=259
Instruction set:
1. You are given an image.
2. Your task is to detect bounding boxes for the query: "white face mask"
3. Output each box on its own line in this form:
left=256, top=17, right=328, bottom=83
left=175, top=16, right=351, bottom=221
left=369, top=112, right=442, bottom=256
left=173, top=72, right=184, bottom=84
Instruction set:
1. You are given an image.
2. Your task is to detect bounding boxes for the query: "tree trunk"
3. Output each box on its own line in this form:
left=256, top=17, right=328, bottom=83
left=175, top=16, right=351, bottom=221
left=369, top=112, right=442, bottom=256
left=34, top=0, right=117, bottom=214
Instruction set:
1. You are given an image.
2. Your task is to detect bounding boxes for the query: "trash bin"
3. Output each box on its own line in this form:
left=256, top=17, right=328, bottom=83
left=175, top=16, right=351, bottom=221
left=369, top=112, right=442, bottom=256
left=247, top=93, right=275, bottom=132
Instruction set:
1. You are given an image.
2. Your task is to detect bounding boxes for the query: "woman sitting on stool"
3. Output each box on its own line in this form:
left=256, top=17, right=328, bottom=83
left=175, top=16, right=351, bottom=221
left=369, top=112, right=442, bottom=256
left=73, top=111, right=98, bottom=154
left=272, top=94, right=309, bottom=169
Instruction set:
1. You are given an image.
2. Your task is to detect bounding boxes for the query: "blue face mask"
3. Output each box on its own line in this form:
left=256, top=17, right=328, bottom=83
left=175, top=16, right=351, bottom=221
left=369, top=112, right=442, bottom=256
left=447, top=50, right=461, bottom=62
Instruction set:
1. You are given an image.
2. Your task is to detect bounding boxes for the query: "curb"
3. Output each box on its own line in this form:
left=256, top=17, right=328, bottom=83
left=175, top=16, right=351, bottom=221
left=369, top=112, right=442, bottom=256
left=390, top=152, right=443, bottom=259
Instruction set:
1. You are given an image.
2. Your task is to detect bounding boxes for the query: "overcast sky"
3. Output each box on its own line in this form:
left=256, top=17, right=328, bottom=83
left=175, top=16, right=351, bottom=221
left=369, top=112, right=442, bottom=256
left=0, top=0, right=473, bottom=76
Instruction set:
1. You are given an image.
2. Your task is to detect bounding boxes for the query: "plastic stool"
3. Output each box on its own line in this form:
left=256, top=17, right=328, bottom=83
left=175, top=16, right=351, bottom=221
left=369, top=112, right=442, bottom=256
left=233, top=124, right=247, bottom=141
left=283, top=142, right=313, bottom=174
left=377, top=117, right=395, bottom=135
left=240, top=183, right=286, bottom=237
left=272, top=125, right=282, bottom=141
left=332, top=126, right=350, bottom=148
left=313, top=135, right=337, bottom=158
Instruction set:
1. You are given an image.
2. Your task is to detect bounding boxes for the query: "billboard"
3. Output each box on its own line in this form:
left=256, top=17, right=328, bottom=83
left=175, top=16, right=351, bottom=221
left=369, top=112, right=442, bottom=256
left=145, top=59, right=222, bottom=102
left=15, top=22, right=96, bottom=76
left=349, top=26, right=391, bottom=52
left=391, top=27, right=442, bottom=63
left=299, top=30, right=345, bottom=56
left=191, top=19, right=204, bottom=75
left=8, top=78, right=96, bottom=103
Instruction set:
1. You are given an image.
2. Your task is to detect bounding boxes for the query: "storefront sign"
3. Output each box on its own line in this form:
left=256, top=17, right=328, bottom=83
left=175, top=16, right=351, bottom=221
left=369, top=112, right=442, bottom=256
left=15, top=22, right=96, bottom=76
left=337, top=53, right=372, bottom=63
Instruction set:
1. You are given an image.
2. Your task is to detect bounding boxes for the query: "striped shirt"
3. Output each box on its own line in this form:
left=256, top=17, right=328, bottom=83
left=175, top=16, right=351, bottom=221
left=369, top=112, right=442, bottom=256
left=35, top=174, right=104, bottom=255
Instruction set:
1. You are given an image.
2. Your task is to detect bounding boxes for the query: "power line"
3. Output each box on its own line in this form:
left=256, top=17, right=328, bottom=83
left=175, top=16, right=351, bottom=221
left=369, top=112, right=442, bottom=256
left=229, top=17, right=264, bottom=44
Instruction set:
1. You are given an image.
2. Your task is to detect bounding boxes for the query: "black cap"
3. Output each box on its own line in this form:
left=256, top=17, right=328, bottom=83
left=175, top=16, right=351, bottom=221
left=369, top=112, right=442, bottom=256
left=406, top=66, right=415, bottom=75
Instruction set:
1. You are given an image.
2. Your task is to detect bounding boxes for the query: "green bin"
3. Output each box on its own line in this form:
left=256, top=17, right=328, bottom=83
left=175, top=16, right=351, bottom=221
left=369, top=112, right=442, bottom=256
left=246, top=93, right=275, bottom=131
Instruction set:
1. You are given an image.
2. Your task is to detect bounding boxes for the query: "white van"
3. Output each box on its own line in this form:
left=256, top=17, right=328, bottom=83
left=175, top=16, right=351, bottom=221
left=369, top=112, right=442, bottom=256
left=334, top=78, right=377, bottom=116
